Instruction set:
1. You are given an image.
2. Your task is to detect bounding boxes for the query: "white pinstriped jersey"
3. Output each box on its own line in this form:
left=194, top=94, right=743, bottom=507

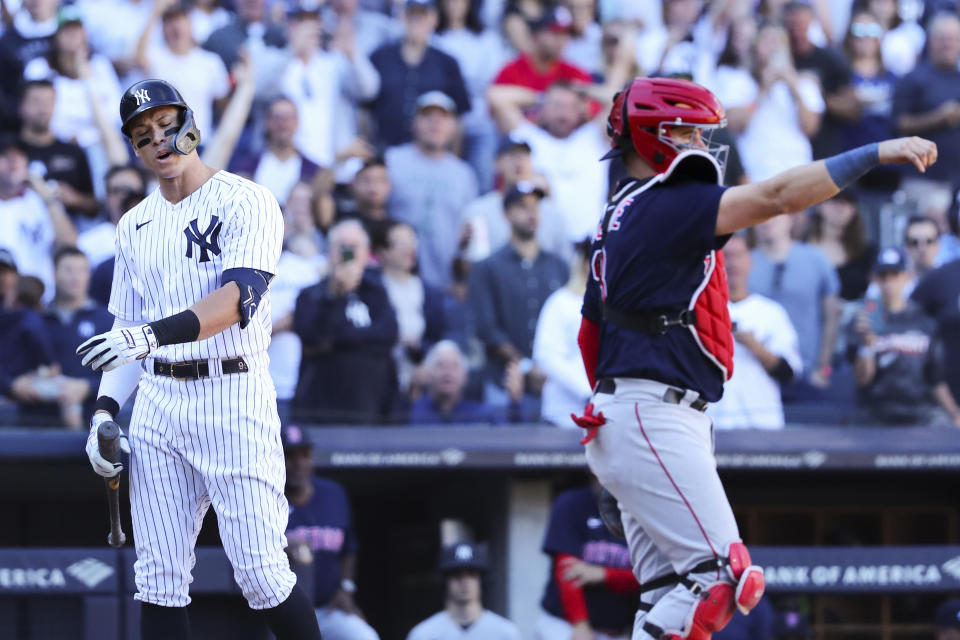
left=108, top=171, right=282, bottom=364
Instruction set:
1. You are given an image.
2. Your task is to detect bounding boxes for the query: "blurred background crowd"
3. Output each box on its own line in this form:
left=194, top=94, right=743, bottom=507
left=3, top=0, right=960, bottom=430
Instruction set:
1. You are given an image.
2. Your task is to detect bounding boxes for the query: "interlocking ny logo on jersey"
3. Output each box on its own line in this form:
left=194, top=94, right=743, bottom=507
left=134, top=89, right=150, bottom=106
left=184, top=216, right=222, bottom=263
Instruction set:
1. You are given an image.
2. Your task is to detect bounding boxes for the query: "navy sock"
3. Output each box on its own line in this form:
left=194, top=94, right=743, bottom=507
left=140, top=603, right=190, bottom=640
left=259, top=585, right=322, bottom=640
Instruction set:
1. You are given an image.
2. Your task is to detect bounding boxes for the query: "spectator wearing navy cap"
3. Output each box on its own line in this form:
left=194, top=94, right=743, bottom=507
left=283, top=424, right=380, bottom=640
left=849, top=246, right=960, bottom=427
left=406, top=542, right=521, bottom=640
left=470, top=181, right=567, bottom=413
left=368, top=0, right=471, bottom=148
left=488, top=81, right=613, bottom=243
left=461, top=136, right=571, bottom=263
left=936, top=598, right=960, bottom=640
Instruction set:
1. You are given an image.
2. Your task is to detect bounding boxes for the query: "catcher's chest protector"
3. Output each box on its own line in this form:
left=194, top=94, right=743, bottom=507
left=689, top=249, right=734, bottom=381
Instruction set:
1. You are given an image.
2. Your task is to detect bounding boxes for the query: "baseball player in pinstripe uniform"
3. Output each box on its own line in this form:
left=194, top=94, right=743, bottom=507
left=76, top=79, right=322, bottom=640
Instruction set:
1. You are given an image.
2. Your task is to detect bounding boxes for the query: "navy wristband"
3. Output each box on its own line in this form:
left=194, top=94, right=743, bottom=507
left=149, top=310, right=201, bottom=347
left=94, top=395, right=120, bottom=418
left=824, top=143, right=880, bottom=189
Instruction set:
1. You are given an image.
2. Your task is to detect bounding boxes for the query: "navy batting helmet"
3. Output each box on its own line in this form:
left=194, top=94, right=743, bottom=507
left=438, top=542, right=488, bottom=574
left=119, top=79, right=200, bottom=155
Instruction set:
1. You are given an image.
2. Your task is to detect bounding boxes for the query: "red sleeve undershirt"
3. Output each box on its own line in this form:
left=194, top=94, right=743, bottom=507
left=554, top=554, right=589, bottom=624
left=577, top=317, right=599, bottom=389
left=554, top=554, right=641, bottom=624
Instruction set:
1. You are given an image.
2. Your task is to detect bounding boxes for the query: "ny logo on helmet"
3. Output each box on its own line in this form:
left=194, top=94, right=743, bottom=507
left=134, top=89, right=150, bottom=106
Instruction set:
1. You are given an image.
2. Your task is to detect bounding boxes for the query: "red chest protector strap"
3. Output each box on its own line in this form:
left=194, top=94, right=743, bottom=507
left=688, top=250, right=734, bottom=381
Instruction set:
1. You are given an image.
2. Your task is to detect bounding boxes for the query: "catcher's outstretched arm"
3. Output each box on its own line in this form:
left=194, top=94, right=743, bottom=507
left=717, top=137, right=937, bottom=235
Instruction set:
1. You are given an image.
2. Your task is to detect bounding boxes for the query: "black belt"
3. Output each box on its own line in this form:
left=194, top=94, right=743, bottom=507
left=153, top=357, right=248, bottom=380
left=595, top=378, right=708, bottom=412
left=603, top=303, right=696, bottom=335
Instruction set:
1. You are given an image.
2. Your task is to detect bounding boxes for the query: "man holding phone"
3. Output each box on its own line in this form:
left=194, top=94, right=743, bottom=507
left=293, top=219, right=399, bottom=423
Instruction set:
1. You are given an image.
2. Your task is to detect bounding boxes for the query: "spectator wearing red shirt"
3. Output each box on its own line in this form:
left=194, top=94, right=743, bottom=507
left=493, top=6, right=592, bottom=94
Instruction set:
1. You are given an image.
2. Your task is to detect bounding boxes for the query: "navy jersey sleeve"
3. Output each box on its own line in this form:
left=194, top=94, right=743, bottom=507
left=541, top=490, right=585, bottom=557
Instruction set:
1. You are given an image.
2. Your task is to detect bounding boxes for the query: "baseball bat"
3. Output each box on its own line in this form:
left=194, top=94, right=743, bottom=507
left=97, top=421, right=127, bottom=548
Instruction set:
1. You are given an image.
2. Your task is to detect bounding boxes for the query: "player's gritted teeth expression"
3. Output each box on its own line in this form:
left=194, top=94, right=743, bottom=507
left=128, top=106, right=182, bottom=174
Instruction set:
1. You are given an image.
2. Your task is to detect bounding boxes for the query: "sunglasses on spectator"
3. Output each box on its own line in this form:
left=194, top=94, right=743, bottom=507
left=850, top=22, right=883, bottom=39
left=906, top=236, right=938, bottom=247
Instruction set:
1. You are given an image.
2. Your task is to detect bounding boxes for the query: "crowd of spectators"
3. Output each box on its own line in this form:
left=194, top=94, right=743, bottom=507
left=3, top=0, right=960, bottom=429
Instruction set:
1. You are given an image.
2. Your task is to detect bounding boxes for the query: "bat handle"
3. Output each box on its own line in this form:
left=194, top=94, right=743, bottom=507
left=97, top=421, right=127, bottom=548
left=104, top=476, right=127, bottom=548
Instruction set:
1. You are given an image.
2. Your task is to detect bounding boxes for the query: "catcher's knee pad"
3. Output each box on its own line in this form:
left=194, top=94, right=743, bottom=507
left=643, top=582, right=732, bottom=640
left=726, top=542, right=765, bottom=614
left=640, top=543, right=765, bottom=640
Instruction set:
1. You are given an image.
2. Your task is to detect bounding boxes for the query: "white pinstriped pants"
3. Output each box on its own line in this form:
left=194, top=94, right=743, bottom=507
left=128, top=365, right=296, bottom=609
left=584, top=379, right=741, bottom=639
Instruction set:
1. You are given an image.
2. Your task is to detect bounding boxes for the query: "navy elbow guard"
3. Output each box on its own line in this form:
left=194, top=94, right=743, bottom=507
left=222, top=268, right=273, bottom=328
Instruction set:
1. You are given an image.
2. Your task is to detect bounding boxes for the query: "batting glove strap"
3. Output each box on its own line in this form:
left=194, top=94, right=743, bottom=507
left=76, top=324, right=158, bottom=372
left=85, top=415, right=130, bottom=478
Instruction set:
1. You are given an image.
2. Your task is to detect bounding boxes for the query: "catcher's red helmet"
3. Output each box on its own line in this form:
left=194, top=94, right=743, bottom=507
left=602, top=77, right=728, bottom=175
